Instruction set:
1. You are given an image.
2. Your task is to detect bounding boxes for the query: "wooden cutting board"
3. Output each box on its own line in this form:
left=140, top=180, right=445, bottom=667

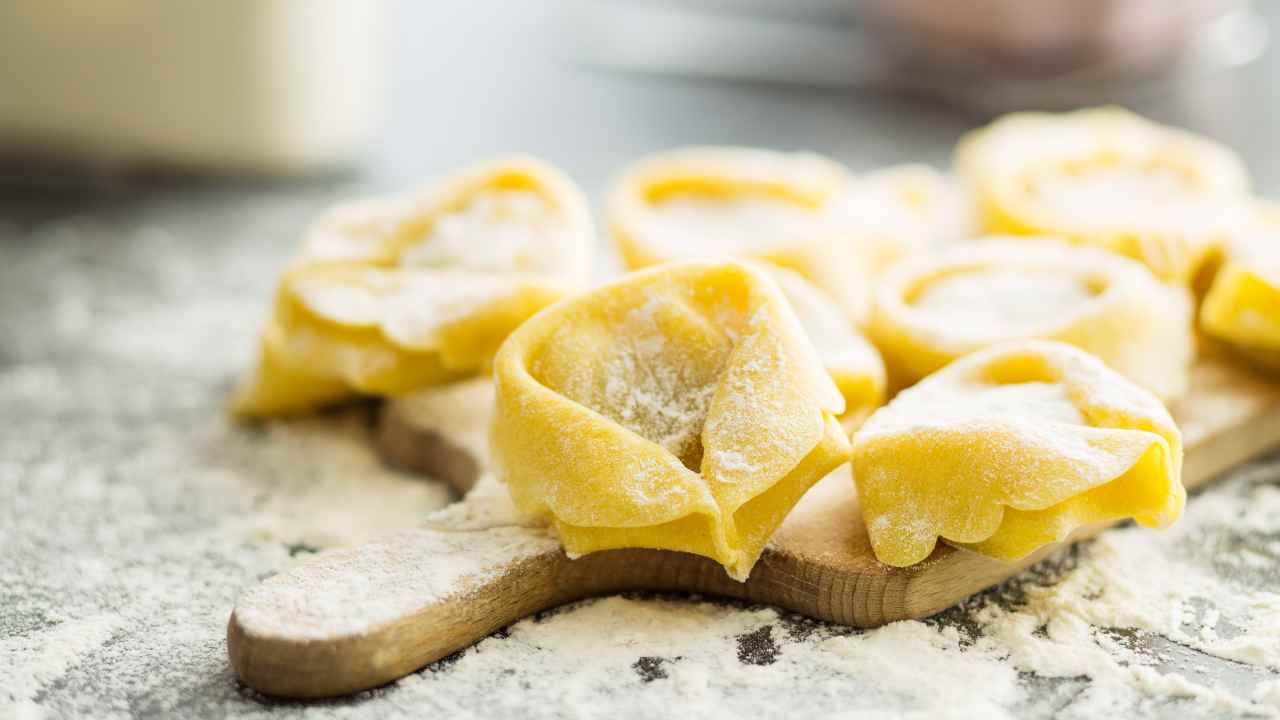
left=228, top=358, right=1280, bottom=698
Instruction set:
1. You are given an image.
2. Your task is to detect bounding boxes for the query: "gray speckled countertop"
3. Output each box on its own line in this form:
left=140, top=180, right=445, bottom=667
left=5, top=3, right=1280, bottom=718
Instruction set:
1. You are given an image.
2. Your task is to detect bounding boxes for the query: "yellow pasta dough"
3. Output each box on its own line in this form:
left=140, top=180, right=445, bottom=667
left=956, top=107, right=1249, bottom=283
left=491, top=261, right=851, bottom=581
left=764, top=266, right=885, bottom=431
left=234, top=156, right=593, bottom=417
left=867, top=238, right=1194, bottom=401
left=1201, top=202, right=1280, bottom=371
left=853, top=340, right=1184, bottom=567
left=607, top=146, right=868, bottom=320
left=829, top=163, right=973, bottom=276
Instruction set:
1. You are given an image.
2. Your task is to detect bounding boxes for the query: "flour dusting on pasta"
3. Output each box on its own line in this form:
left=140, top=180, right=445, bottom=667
left=543, top=298, right=731, bottom=470
left=871, top=239, right=1194, bottom=400
left=600, top=304, right=726, bottom=468
left=639, top=194, right=819, bottom=256
left=293, top=268, right=515, bottom=345
left=1027, top=164, right=1197, bottom=222
left=912, top=269, right=1096, bottom=336
left=401, top=189, right=576, bottom=275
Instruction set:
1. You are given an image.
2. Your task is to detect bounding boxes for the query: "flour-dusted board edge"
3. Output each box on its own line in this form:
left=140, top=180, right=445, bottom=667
left=228, top=359, right=1280, bottom=698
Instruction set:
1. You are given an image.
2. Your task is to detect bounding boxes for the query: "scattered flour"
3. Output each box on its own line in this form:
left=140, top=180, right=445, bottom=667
left=425, top=474, right=544, bottom=532
left=382, top=455, right=1280, bottom=719
left=1, top=613, right=122, bottom=712
left=381, top=377, right=495, bottom=482
left=818, top=620, right=1023, bottom=718
left=1256, top=679, right=1280, bottom=710
left=6, top=195, right=1280, bottom=720
left=220, top=413, right=453, bottom=550
left=234, top=525, right=558, bottom=640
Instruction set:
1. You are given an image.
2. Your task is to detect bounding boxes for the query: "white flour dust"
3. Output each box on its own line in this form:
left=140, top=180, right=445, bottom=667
left=370, top=458, right=1280, bottom=720
left=5, top=201, right=1280, bottom=720
left=234, top=524, right=557, bottom=641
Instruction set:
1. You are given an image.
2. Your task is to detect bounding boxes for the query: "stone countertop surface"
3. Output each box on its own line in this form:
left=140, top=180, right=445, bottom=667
left=4, top=3, right=1280, bottom=719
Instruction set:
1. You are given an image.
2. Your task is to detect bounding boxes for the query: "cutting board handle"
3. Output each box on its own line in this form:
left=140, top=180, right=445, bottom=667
left=225, top=491, right=895, bottom=699
left=226, top=468, right=979, bottom=699
left=228, top=520, right=565, bottom=698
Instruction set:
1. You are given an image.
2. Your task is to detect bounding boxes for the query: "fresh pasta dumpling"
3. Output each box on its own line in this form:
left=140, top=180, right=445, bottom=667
left=1201, top=202, right=1280, bottom=371
left=607, top=146, right=867, bottom=320
left=867, top=238, right=1194, bottom=401
left=853, top=340, right=1184, bottom=567
left=491, top=261, right=851, bottom=581
left=829, top=163, right=973, bottom=275
left=764, top=266, right=885, bottom=431
left=956, top=107, right=1249, bottom=283
left=296, top=196, right=406, bottom=265
left=234, top=156, right=593, bottom=417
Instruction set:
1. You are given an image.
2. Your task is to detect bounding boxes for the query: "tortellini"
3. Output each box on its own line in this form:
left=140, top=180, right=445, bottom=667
left=607, top=146, right=868, bottom=320
left=867, top=238, right=1194, bottom=401
left=234, top=156, right=593, bottom=417
left=764, top=266, right=885, bottom=431
left=1201, top=202, right=1280, bottom=371
left=491, top=261, right=851, bottom=581
left=853, top=340, right=1185, bottom=567
left=829, top=163, right=973, bottom=276
left=956, top=107, right=1249, bottom=283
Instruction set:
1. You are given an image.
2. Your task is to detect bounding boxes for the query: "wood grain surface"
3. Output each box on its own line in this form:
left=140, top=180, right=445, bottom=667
left=228, top=359, right=1280, bottom=698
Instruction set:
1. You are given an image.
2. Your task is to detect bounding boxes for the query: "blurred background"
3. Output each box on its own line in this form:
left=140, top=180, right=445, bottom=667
left=0, top=0, right=1274, bottom=202
left=0, top=0, right=1277, bottom=359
